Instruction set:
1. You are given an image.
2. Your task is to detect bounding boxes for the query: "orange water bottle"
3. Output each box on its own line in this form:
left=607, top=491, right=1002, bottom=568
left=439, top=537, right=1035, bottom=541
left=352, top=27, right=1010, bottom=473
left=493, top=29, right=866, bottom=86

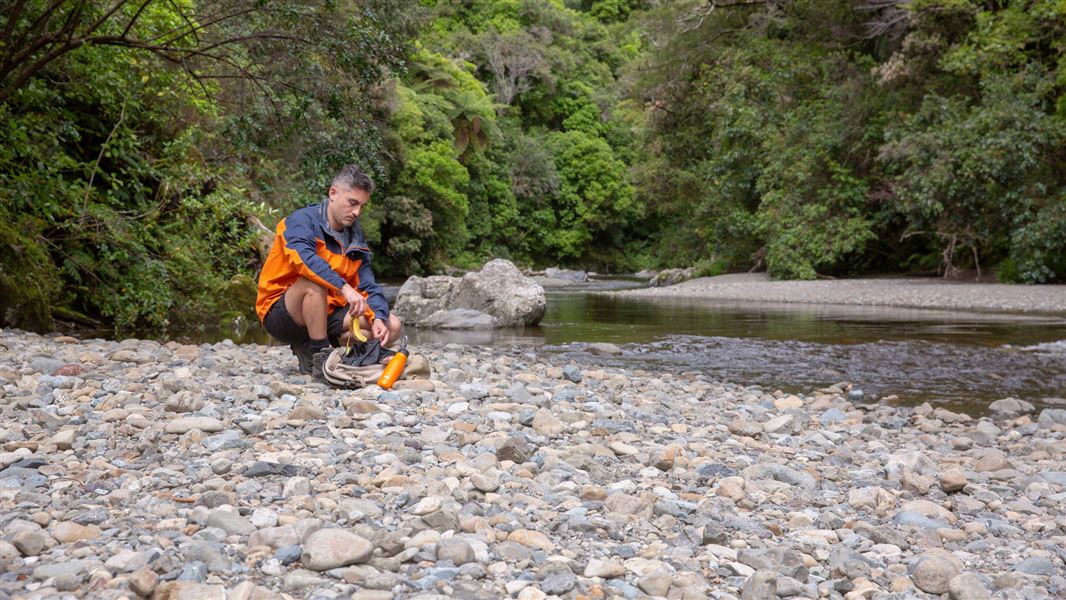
left=377, top=338, right=409, bottom=389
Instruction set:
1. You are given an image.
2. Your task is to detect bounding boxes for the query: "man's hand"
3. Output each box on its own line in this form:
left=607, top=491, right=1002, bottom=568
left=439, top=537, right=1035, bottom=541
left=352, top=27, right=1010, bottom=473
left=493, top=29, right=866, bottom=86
left=371, top=319, right=389, bottom=343
left=341, top=284, right=367, bottom=317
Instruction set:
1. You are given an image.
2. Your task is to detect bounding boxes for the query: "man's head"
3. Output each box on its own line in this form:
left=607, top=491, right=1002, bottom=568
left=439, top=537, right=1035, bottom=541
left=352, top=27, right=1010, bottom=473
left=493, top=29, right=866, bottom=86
left=327, top=164, right=374, bottom=231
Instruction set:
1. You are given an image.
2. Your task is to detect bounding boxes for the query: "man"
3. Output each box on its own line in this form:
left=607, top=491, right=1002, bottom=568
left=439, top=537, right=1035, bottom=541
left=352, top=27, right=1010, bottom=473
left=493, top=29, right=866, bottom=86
left=255, top=164, right=402, bottom=380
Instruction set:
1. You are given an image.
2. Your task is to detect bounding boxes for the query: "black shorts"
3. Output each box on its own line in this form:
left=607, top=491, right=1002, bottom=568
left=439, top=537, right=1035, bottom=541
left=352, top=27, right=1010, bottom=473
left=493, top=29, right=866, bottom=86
left=263, top=292, right=348, bottom=347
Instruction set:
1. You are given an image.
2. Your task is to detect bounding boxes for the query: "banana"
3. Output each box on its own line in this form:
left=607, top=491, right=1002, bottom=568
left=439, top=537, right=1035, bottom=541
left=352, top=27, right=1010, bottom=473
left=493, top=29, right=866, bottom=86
left=343, top=317, right=369, bottom=357
left=351, top=318, right=368, bottom=343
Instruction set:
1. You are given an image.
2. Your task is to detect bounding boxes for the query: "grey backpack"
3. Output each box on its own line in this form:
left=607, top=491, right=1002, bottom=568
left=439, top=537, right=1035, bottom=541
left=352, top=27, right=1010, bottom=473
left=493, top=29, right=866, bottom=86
left=321, top=344, right=430, bottom=388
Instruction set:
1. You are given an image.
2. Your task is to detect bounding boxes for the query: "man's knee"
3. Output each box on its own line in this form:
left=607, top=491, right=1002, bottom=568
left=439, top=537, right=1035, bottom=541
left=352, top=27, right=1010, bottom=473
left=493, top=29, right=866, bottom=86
left=291, top=277, right=328, bottom=300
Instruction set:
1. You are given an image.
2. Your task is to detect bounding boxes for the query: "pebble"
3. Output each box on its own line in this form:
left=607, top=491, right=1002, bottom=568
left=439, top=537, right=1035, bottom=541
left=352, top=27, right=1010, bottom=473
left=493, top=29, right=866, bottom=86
left=507, top=529, right=555, bottom=551
left=940, top=467, right=968, bottom=492
left=164, top=416, right=225, bottom=434
left=948, top=572, right=991, bottom=600
left=50, top=521, right=101, bottom=543
left=301, top=529, right=373, bottom=571
left=585, top=558, right=626, bottom=579
left=0, top=331, right=1060, bottom=600
left=911, top=551, right=962, bottom=594
left=436, top=539, right=474, bottom=565
left=128, top=568, right=158, bottom=597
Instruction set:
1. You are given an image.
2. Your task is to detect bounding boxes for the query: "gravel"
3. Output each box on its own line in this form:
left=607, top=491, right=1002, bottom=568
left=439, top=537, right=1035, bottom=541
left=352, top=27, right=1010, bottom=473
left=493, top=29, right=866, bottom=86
left=0, top=329, right=1063, bottom=599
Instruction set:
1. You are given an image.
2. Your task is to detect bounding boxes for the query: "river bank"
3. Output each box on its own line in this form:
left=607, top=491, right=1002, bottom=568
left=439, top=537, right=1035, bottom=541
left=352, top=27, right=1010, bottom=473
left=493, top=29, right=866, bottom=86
left=609, top=273, right=1066, bottom=315
left=1, top=330, right=1064, bottom=599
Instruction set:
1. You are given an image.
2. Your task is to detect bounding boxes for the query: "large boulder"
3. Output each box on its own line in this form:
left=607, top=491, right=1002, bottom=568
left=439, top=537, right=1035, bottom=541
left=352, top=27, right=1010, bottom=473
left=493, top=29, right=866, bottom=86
left=394, top=259, right=546, bottom=328
left=545, top=267, right=588, bottom=283
left=651, top=267, right=695, bottom=287
left=533, top=267, right=589, bottom=288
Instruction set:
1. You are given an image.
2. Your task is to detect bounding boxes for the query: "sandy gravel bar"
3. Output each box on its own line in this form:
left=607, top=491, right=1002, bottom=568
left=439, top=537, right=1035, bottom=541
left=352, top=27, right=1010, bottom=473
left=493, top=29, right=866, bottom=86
left=609, top=274, right=1066, bottom=315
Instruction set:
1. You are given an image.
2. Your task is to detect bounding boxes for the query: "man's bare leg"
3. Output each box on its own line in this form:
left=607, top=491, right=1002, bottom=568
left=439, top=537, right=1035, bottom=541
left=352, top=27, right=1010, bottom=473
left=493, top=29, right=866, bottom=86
left=284, top=277, right=332, bottom=354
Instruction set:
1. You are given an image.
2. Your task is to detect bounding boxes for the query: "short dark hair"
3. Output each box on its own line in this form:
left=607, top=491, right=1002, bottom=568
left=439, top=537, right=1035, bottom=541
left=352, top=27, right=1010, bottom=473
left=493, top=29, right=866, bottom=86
left=331, top=164, right=374, bottom=194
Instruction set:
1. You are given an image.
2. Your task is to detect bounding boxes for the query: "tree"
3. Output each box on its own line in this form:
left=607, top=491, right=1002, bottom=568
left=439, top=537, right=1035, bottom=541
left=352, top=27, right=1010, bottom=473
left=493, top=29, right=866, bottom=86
left=481, top=28, right=547, bottom=109
left=0, top=0, right=416, bottom=331
left=0, top=0, right=305, bottom=104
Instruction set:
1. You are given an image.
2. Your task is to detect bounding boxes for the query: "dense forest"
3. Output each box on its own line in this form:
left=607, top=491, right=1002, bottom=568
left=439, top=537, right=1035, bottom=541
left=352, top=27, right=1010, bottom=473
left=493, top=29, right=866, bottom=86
left=2, top=0, right=1064, bottom=333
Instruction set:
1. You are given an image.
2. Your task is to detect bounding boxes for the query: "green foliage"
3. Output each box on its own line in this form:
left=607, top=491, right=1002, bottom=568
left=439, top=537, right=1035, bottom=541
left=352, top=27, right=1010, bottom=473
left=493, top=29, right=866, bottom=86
left=539, top=130, right=637, bottom=260
left=409, top=0, right=639, bottom=269
left=0, top=0, right=414, bottom=333
left=631, top=0, right=1065, bottom=281
left=5, top=0, right=1062, bottom=337
left=880, top=72, right=1065, bottom=280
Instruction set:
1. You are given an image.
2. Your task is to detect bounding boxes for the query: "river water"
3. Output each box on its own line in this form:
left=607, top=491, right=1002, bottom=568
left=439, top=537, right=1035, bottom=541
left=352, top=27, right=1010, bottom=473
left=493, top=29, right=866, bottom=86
left=203, top=277, right=1066, bottom=414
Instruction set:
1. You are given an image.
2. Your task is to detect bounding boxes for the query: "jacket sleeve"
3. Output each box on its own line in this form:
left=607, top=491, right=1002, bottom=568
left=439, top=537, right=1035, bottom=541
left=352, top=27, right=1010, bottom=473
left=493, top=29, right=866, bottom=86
left=357, top=257, right=390, bottom=320
left=280, top=213, right=347, bottom=292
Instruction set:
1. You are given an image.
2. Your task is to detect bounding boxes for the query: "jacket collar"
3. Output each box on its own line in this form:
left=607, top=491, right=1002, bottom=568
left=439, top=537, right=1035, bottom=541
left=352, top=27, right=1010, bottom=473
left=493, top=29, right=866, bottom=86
left=318, top=200, right=370, bottom=255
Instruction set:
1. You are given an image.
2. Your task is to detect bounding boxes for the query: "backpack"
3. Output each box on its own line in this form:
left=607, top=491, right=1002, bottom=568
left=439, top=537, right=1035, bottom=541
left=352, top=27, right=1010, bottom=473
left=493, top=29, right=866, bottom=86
left=321, top=340, right=430, bottom=388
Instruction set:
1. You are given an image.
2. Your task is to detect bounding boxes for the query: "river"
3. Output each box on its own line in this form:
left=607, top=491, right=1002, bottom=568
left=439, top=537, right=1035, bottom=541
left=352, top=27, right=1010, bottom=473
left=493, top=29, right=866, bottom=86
left=198, top=277, right=1066, bottom=414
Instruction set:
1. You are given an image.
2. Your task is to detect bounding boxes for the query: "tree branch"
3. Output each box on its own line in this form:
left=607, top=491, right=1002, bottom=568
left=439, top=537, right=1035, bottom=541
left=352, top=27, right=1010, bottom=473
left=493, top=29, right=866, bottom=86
left=83, top=97, right=127, bottom=213
left=0, top=0, right=32, bottom=49
left=121, top=0, right=153, bottom=38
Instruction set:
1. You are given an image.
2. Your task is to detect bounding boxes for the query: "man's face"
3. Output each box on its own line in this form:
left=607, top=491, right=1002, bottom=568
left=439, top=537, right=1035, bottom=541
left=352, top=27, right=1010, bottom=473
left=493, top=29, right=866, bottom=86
left=327, top=184, right=370, bottom=230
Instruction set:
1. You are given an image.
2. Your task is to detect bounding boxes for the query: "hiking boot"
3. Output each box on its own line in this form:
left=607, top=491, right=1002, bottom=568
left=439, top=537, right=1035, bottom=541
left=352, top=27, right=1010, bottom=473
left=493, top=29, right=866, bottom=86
left=291, top=343, right=313, bottom=374
left=311, top=347, right=331, bottom=384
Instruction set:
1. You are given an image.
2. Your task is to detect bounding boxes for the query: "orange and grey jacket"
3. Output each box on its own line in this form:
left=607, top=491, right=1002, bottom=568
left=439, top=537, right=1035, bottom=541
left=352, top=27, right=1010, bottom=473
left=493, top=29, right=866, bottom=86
left=255, top=201, right=388, bottom=323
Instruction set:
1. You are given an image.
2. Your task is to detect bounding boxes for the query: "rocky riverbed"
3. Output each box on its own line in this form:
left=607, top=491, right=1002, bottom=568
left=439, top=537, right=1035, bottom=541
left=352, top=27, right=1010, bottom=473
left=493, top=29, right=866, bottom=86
left=1, top=330, right=1064, bottom=600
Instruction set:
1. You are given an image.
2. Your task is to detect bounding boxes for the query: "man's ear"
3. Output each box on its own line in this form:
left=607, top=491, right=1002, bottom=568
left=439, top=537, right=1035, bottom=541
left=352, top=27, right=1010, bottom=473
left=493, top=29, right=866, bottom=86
left=327, top=186, right=337, bottom=199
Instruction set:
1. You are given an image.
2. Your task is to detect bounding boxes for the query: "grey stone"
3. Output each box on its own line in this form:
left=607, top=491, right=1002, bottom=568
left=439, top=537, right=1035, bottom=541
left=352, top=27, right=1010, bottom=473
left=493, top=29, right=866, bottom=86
left=544, top=267, right=588, bottom=282
left=496, top=436, right=534, bottom=463
left=819, top=408, right=847, bottom=424
left=538, top=563, right=577, bottom=595
left=493, top=541, right=532, bottom=562
left=650, top=267, right=694, bottom=287
left=1038, top=408, right=1066, bottom=427
left=562, top=365, right=582, bottom=383
left=911, top=554, right=961, bottom=594
left=988, top=398, right=1034, bottom=416
left=422, top=308, right=498, bottom=329
left=949, top=572, right=992, bottom=600
left=1014, top=556, right=1055, bottom=576
left=828, top=546, right=873, bottom=579
left=437, top=539, right=475, bottom=566
left=29, top=357, right=65, bottom=375
left=205, top=509, right=255, bottom=536
left=105, top=548, right=153, bottom=572
left=637, top=571, right=673, bottom=597
left=32, top=560, right=86, bottom=581
left=741, top=570, right=777, bottom=600
left=242, top=461, right=301, bottom=477
left=181, top=541, right=230, bottom=572
left=893, top=511, right=949, bottom=529
left=12, top=530, right=47, bottom=556
left=275, top=545, right=302, bottom=565
left=588, top=342, right=622, bottom=356
left=740, top=463, right=817, bottom=490
left=738, top=547, right=808, bottom=582
left=165, top=416, right=224, bottom=434
left=301, top=528, right=373, bottom=571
